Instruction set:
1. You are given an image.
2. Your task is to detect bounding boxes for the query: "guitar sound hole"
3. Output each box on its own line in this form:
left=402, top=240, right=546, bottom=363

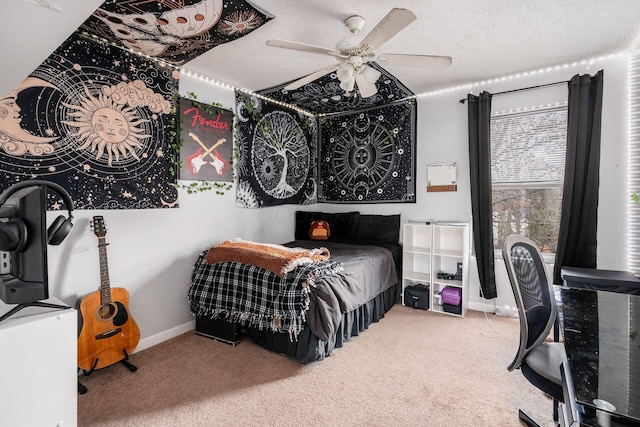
left=96, top=303, right=117, bottom=320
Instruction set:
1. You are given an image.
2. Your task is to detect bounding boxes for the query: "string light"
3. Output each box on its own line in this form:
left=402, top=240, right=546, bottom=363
left=75, top=30, right=311, bottom=116
left=491, top=101, right=569, bottom=117
left=181, top=52, right=628, bottom=112
left=80, top=29, right=625, bottom=116
left=411, top=52, right=626, bottom=101
left=179, top=66, right=315, bottom=117
left=628, top=51, right=640, bottom=273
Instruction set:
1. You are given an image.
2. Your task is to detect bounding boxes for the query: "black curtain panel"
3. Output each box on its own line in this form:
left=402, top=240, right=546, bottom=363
left=553, top=71, right=604, bottom=284
left=468, top=92, right=497, bottom=299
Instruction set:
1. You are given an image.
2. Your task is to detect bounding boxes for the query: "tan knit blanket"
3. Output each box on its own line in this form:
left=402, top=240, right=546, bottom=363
left=206, top=239, right=330, bottom=277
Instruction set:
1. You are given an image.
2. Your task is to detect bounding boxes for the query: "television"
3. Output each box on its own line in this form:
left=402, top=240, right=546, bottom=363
left=0, top=182, right=73, bottom=322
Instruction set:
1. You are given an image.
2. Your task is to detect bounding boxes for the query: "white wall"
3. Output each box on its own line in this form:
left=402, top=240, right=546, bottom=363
left=42, top=53, right=631, bottom=352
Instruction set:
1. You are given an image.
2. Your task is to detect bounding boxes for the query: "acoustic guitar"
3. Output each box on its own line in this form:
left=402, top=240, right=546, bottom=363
left=77, top=216, right=140, bottom=372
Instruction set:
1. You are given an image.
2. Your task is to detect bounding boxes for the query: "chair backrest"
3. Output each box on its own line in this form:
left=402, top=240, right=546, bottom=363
left=502, top=234, right=557, bottom=372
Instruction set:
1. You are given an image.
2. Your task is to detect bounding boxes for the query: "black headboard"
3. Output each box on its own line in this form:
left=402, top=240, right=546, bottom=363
left=294, top=211, right=400, bottom=245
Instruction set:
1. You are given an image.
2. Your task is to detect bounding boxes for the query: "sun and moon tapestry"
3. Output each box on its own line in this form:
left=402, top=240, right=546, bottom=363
left=0, top=33, right=179, bottom=209
left=78, top=0, right=273, bottom=65
left=0, top=0, right=272, bottom=209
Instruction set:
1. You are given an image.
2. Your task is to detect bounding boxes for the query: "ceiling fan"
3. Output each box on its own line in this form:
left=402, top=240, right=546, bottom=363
left=266, top=8, right=452, bottom=98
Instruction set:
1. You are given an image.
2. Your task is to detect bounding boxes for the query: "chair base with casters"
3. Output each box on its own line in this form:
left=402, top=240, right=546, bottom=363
left=502, top=235, right=567, bottom=427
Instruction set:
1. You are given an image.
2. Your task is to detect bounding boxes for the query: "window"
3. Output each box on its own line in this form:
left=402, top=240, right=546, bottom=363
left=491, top=107, right=567, bottom=254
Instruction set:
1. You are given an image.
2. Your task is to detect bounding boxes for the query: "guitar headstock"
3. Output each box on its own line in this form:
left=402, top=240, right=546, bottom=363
left=91, top=216, right=107, bottom=238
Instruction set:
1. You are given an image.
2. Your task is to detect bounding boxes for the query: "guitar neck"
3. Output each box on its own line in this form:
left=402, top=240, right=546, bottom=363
left=97, top=237, right=112, bottom=305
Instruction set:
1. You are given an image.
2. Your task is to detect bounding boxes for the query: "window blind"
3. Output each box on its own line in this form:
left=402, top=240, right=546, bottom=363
left=491, top=108, right=567, bottom=185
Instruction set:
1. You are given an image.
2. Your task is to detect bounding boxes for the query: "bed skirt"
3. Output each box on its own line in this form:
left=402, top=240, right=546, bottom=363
left=244, top=282, right=400, bottom=363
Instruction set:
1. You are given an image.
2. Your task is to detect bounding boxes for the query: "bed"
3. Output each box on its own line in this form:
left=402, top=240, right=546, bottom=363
left=188, top=211, right=402, bottom=363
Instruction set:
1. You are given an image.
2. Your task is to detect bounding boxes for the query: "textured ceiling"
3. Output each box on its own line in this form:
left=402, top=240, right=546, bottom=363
left=186, top=0, right=640, bottom=96
left=2, top=0, right=640, bottom=102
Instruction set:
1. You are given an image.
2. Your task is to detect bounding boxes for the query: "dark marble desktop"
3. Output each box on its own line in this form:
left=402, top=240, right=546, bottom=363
left=560, top=288, right=640, bottom=426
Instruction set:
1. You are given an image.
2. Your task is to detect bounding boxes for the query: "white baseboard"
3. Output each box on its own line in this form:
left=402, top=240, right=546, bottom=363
left=133, top=319, right=195, bottom=354
left=469, top=301, right=518, bottom=318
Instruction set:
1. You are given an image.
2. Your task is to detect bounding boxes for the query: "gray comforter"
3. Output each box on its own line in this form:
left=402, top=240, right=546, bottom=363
left=286, top=240, right=397, bottom=341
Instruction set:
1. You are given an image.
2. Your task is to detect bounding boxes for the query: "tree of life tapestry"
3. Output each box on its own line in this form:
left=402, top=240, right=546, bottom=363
left=235, top=91, right=318, bottom=208
left=0, top=33, right=179, bottom=209
left=318, top=100, right=416, bottom=203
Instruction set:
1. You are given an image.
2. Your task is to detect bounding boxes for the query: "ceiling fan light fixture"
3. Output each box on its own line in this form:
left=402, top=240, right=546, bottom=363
left=362, top=65, right=382, bottom=84
left=339, top=75, right=355, bottom=95
left=337, top=63, right=355, bottom=83
left=339, top=76, right=355, bottom=93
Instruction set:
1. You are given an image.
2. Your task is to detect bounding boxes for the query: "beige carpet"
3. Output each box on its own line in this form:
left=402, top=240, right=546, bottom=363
left=77, top=306, right=556, bottom=426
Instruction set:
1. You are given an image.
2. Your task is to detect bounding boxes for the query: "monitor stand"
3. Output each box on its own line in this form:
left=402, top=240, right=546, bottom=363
left=0, top=301, right=71, bottom=323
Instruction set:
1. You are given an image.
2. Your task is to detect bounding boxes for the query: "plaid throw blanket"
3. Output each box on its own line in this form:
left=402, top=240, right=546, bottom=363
left=188, top=250, right=343, bottom=339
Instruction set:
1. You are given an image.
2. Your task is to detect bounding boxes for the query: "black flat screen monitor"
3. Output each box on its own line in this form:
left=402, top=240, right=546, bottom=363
left=0, top=186, right=48, bottom=305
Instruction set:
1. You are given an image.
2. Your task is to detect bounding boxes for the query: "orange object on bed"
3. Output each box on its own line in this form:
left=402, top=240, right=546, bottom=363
left=205, top=239, right=330, bottom=277
left=309, top=220, right=330, bottom=240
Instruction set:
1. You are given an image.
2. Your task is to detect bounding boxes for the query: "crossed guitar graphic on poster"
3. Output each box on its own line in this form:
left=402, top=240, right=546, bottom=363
left=179, top=98, right=234, bottom=183
left=186, top=132, right=228, bottom=176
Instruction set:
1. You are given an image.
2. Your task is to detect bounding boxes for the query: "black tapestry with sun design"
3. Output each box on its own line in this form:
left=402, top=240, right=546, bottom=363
left=235, top=91, right=318, bottom=208
left=0, top=33, right=179, bottom=209
left=318, top=100, right=417, bottom=203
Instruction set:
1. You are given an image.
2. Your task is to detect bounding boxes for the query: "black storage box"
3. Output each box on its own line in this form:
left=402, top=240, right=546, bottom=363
left=195, top=317, right=241, bottom=345
left=443, top=303, right=462, bottom=315
left=404, top=284, right=430, bottom=310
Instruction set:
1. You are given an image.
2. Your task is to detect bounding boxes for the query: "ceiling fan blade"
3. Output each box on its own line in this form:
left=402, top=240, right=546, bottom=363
left=355, top=73, right=378, bottom=98
left=266, top=39, right=342, bottom=58
left=284, top=63, right=341, bottom=90
left=359, top=8, right=417, bottom=52
left=377, top=53, right=452, bottom=70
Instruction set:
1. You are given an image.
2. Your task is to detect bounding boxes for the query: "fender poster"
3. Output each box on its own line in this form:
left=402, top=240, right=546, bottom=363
left=179, top=97, right=233, bottom=182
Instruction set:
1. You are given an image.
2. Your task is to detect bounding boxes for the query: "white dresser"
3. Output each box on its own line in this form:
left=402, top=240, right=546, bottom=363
left=0, top=298, right=77, bottom=427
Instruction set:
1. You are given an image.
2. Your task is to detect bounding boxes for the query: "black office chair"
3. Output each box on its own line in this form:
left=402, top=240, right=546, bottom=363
left=502, top=235, right=566, bottom=427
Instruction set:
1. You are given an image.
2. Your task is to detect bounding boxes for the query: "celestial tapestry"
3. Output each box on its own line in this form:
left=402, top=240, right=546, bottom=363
left=0, top=33, right=179, bottom=209
left=257, top=62, right=415, bottom=116
left=235, top=91, right=318, bottom=208
left=179, top=97, right=233, bottom=182
left=79, top=0, right=274, bottom=65
left=318, top=100, right=417, bottom=203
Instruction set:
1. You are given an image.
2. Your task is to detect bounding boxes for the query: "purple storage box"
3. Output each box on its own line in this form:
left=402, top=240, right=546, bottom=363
left=441, top=286, right=461, bottom=306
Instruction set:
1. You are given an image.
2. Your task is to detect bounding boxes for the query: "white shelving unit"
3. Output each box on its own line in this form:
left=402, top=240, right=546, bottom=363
left=402, top=222, right=470, bottom=317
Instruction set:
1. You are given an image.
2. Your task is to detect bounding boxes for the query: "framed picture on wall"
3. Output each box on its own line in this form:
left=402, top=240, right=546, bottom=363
left=179, top=97, right=233, bottom=182
left=427, top=162, right=457, bottom=192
